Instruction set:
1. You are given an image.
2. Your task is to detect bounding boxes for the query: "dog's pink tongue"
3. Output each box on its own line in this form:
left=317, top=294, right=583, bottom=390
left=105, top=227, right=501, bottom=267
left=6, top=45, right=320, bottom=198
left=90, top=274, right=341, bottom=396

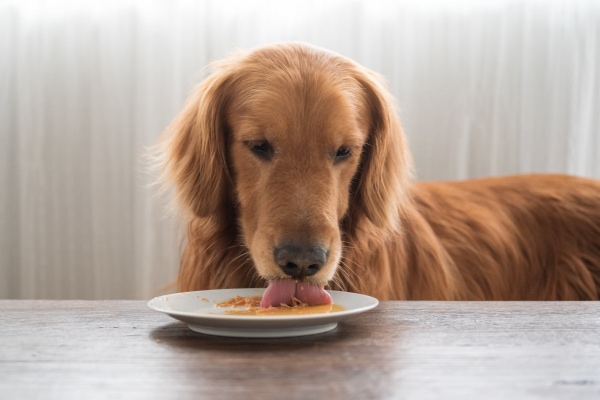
left=260, top=279, right=297, bottom=308
left=294, top=282, right=333, bottom=306
left=261, top=279, right=332, bottom=308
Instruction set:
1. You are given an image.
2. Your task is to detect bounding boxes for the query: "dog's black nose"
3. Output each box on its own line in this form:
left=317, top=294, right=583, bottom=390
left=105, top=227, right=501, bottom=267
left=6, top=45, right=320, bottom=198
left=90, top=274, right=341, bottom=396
left=273, top=243, right=328, bottom=279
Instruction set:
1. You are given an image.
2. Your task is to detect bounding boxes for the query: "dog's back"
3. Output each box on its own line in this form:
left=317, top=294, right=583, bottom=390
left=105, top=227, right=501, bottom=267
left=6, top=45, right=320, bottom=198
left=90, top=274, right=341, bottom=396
left=409, top=174, right=600, bottom=300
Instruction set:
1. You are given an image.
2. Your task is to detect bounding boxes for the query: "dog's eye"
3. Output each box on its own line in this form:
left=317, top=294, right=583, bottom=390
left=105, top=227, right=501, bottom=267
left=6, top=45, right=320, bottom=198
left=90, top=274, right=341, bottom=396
left=334, top=146, right=351, bottom=162
left=246, top=140, right=273, bottom=160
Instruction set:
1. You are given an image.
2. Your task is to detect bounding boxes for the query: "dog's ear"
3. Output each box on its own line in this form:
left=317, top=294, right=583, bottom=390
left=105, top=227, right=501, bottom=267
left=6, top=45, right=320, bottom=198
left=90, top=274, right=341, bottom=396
left=156, top=63, right=235, bottom=219
left=348, top=67, right=414, bottom=234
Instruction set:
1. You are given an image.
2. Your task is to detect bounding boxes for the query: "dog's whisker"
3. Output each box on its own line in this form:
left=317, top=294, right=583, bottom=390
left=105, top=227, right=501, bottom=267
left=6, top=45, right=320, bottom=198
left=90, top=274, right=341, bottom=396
left=223, top=245, right=266, bottom=289
left=213, top=245, right=253, bottom=287
left=342, top=257, right=367, bottom=274
left=248, top=271, right=263, bottom=288
left=336, top=257, right=368, bottom=292
left=331, top=274, right=348, bottom=292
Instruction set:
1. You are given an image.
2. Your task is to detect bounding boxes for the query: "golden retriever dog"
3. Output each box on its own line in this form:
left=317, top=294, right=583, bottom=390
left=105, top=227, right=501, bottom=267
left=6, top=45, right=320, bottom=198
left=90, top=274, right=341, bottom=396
left=155, top=42, right=600, bottom=304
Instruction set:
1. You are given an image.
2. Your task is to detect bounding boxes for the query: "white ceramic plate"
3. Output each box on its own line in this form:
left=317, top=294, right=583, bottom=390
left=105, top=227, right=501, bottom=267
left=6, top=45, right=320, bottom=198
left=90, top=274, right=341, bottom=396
left=148, top=288, right=379, bottom=338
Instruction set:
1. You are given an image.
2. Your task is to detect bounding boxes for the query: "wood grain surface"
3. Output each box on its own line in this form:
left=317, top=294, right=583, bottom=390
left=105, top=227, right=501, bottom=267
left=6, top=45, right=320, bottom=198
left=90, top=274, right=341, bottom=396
left=1, top=301, right=599, bottom=399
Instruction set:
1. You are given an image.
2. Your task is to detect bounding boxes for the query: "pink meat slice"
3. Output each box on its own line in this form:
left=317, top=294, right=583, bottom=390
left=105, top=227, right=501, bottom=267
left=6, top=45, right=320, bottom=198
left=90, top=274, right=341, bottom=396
left=261, top=279, right=333, bottom=308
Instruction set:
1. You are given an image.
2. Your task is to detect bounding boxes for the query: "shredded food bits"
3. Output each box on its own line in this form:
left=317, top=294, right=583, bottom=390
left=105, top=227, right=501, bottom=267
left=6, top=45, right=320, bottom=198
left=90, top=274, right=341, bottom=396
left=215, top=295, right=263, bottom=308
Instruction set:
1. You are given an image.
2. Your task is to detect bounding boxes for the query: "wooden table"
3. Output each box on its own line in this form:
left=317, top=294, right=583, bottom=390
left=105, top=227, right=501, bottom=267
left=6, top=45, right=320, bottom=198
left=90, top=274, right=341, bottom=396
left=1, top=301, right=598, bottom=399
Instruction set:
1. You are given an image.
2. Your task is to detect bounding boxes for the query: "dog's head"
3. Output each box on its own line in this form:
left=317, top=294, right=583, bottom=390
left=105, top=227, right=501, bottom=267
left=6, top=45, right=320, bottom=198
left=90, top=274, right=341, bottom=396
left=160, top=43, right=412, bottom=293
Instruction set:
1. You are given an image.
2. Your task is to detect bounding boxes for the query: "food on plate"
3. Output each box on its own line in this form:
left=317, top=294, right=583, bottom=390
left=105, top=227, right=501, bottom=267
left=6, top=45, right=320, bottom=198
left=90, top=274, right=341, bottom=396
left=215, top=294, right=344, bottom=316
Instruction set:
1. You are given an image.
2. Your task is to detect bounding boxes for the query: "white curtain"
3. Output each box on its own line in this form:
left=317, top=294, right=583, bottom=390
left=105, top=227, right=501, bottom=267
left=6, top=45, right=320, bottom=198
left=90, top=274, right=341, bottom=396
left=1, top=0, right=599, bottom=299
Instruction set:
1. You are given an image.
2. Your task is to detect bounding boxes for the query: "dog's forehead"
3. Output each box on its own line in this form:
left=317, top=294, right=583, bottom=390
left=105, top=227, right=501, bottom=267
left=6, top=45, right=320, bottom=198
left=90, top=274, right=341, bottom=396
left=229, top=71, right=368, bottom=146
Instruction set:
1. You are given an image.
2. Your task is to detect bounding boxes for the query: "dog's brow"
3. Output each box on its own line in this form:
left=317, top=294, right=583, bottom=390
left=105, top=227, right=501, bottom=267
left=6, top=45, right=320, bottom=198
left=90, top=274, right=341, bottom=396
left=338, top=131, right=367, bottom=147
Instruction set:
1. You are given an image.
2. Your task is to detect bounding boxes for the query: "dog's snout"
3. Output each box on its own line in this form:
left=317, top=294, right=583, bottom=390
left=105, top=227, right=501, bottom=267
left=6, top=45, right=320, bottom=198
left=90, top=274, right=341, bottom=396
left=274, top=243, right=328, bottom=279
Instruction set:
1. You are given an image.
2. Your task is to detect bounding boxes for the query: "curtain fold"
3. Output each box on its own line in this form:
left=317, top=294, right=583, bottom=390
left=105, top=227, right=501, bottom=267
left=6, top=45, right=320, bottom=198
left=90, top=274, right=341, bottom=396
left=1, top=0, right=599, bottom=299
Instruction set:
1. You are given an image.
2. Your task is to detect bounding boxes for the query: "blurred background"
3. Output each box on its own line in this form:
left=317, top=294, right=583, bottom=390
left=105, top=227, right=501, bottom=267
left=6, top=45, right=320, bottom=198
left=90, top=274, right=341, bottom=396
left=1, top=0, right=599, bottom=299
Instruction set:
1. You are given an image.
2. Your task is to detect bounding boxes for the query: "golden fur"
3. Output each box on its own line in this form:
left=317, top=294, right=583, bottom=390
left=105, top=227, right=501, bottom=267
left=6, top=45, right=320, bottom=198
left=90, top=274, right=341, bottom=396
left=155, top=43, right=600, bottom=300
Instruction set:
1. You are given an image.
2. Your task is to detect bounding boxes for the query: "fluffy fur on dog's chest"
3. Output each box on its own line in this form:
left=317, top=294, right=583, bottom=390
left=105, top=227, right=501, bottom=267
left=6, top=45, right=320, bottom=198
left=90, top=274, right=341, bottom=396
left=155, top=42, right=600, bottom=300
